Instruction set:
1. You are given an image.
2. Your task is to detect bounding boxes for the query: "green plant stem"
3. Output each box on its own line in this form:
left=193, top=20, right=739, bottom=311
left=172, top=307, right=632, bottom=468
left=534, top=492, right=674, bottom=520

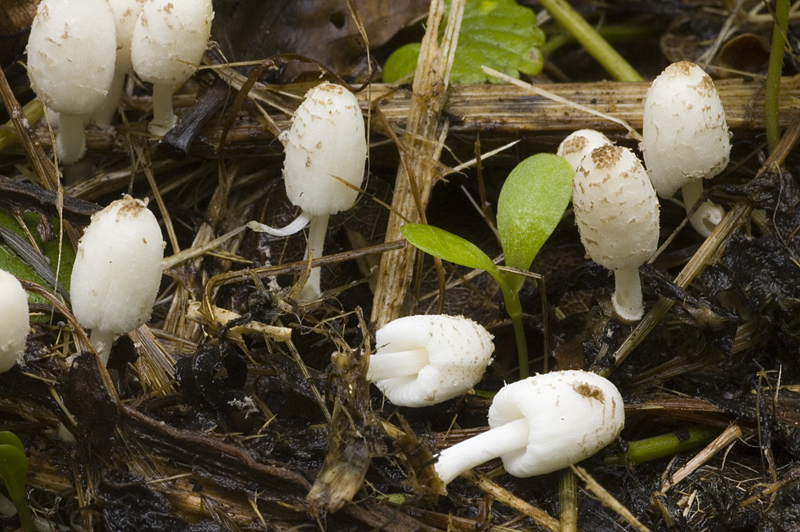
left=766, top=0, right=790, bottom=153
left=541, top=24, right=662, bottom=55
left=0, top=99, right=43, bottom=152
left=536, top=0, right=642, bottom=81
left=502, top=290, right=529, bottom=379
left=604, top=425, right=722, bottom=466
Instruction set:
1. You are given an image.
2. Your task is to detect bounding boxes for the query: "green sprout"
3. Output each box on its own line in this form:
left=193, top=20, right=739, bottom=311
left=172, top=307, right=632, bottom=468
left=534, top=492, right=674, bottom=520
left=402, top=153, right=573, bottom=378
left=0, top=431, right=34, bottom=531
left=604, top=425, right=722, bottom=466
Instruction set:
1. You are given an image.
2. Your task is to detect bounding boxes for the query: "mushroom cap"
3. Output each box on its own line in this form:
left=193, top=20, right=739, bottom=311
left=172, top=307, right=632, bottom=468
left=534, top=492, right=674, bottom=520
left=641, top=61, right=731, bottom=198
left=370, top=315, right=494, bottom=407
left=0, top=269, right=29, bottom=373
left=489, top=370, right=624, bottom=477
left=108, top=0, right=146, bottom=73
left=573, top=145, right=659, bottom=271
left=557, top=129, right=612, bottom=173
left=281, top=82, right=367, bottom=217
left=131, top=0, right=214, bottom=85
left=26, top=0, right=117, bottom=116
left=70, top=195, right=165, bottom=335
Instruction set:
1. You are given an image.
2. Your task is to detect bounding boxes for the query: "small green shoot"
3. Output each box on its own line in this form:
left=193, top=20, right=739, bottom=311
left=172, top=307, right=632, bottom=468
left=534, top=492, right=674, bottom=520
left=383, top=0, right=545, bottom=84
left=604, top=425, right=722, bottom=466
left=402, top=153, right=573, bottom=378
left=0, top=431, right=34, bottom=531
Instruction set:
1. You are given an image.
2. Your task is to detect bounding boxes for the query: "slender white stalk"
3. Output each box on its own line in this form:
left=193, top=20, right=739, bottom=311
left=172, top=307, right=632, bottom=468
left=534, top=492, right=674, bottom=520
left=92, top=70, right=127, bottom=127
left=297, top=213, right=330, bottom=302
left=435, top=418, right=529, bottom=485
left=612, top=267, right=643, bottom=322
left=149, top=83, right=177, bottom=136
left=366, top=348, right=429, bottom=381
left=89, top=329, right=114, bottom=366
left=246, top=211, right=311, bottom=237
left=682, top=179, right=725, bottom=237
left=56, top=113, right=88, bottom=164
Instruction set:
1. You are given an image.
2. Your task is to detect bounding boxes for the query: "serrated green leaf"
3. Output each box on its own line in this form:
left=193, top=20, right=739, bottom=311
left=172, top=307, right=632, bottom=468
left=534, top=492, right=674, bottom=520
left=383, top=0, right=545, bottom=84
left=497, top=153, right=573, bottom=294
left=401, top=223, right=510, bottom=292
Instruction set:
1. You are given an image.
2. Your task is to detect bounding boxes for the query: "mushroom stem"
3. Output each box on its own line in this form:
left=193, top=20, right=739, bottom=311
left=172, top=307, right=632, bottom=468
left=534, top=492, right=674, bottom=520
left=298, top=212, right=330, bottom=302
left=682, top=179, right=725, bottom=238
left=150, top=83, right=177, bottom=135
left=89, top=329, right=114, bottom=366
left=435, top=417, right=529, bottom=485
left=612, top=267, right=644, bottom=322
left=366, top=348, right=430, bottom=381
left=56, top=114, right=88, bottom=165
left=92, top=71, right=127, bottom=127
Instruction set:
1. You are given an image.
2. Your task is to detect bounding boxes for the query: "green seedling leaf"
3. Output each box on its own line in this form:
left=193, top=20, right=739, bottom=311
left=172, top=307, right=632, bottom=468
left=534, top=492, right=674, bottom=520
left=0, top=432, right=33, bottom=531
left=383, top=0, right=545, bottom=84
left=497, top=153, right=573, bottom=294
left=401, top=223, right=510, bottom=292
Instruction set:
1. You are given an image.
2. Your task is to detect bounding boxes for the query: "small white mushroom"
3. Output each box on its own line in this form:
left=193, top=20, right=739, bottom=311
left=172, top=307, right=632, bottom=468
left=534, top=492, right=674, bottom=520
left=92, top=0, right=147, bottom=126
left=573, top=145, right=660, bottom=322
left=26, top=0, right=117, bottom=163
left=131, top=0, right=214, bottom=135
left=70, top=195, right=165, bottom=364
left=434, top=370, right=624, bottom=486
left=557, top=129, right=612, bottom=173
left=641, top=62, right=731, bottom=237
left=250, top=82, right=367, bottom=301
left=367, top=315, right=494, bottom=407
left=0, top=269, right=29, bottom=373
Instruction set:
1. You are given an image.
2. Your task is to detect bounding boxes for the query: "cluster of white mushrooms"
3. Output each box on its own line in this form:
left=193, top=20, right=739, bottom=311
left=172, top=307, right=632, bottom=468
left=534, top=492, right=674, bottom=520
left=560, top=61, right=731, bottom=322
left=26, top=0, right=214, bottom=163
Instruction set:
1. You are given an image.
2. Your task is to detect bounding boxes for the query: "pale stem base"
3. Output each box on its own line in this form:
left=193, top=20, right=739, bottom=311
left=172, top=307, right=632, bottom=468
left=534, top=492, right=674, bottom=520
left=682, top=179, right=725, bottom=238
left=149, top=83, right=177, bottom=136
left=92, top=70, right=127, bottom=127
left=297, top=213, right=330, bottom=302
left=56, top=113, right=88, bottom=164
left=366, top=348, right=429, bottom=381
left=435, top=417, right=529, bottom=485
left=612, top=267, right=643, bottom=322
left=89, top=329, right=114, bottom=366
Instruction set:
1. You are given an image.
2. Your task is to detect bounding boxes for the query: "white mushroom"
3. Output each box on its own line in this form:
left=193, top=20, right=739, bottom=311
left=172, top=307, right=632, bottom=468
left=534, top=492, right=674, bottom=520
left=557, top=129, right=613, bottom=173
left=641, top=61, right=731, bottom=237
left=249, top=82, right=367, bottom=302
left=434, top=370, right=624, bottom=486
left=367, top=315, right=494, bottom=407
left=26, top=0, right=117, bottom=163
left=573, top=145, right=660, bottom=322
left=131, top=0, right=214, bottom=135
left=70, top=195, right=165, bottom=364
left=0, top=269, right=29, bottom=373
left=92, top=0, right=147, bottom=126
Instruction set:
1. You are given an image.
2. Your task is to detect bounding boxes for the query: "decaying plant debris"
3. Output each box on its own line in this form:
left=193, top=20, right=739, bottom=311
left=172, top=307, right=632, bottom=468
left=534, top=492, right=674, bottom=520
left=2, top=0, right=800, bottom=531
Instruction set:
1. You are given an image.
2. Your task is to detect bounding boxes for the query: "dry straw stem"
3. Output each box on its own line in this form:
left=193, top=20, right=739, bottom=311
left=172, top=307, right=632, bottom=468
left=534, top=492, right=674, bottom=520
left=369, top=0, right=466, bottom=328
left=602, top=113, right=800, bottom=376
left=661, top=423, right=744, bottom=492
left=571, top=465, right=651, bottom=532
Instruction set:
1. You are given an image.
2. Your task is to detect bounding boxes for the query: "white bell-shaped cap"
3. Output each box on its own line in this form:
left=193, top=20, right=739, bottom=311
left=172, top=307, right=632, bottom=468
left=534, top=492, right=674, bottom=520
left=281, top=83, right=367, bottom=217
left=573, top=145, right=659, bottom=271
left=131, top=0, right=214, bottom=85
left=108, top=0, right=146, bottom=73
left=70, top=196, right=165, bottom=336
left=557, top=129, right=612, bottom=173
left=26, top=0, right=116, bottom=116
left=368, top=315, right=494, bottom=407
left=641, top=61, right=731, bottom=199
left=0, top=269, right=29, bottom=373
left=489, top=370, right=624, bottom=477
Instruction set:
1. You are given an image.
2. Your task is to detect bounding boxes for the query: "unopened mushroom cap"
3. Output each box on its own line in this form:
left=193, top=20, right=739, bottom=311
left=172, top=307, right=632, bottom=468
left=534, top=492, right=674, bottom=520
left=489, top=370, right=624, bottom=477
left=26, top=0, right=116, bottom=116
left=557, top=129, right=612, bottom=173
left=282, top=82, right=367, bottom=217
left=108, top=0, right=147, bottom=72
left=573, top=145, right=659, bottom=271
left=70, top=196, right=165, bottom=335
left=131, top=0, right=214, bottom=85
left=370, top=315, right=494, bottom=407
left=0, top=269, right=29, bottom=373
left=641, top=61, right=731, bottom=198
